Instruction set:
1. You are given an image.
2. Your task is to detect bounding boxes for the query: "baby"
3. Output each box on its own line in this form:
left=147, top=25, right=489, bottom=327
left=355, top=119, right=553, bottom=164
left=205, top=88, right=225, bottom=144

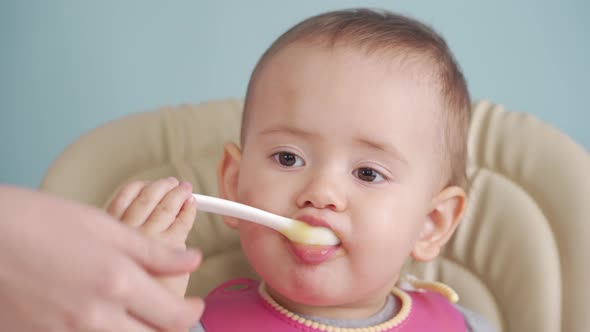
left=108, top=8, right=494, bottom=332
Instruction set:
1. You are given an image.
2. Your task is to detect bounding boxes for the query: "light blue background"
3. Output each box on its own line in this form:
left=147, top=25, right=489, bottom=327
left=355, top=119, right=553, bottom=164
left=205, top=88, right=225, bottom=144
left=1, top=1, right=588, bottom=188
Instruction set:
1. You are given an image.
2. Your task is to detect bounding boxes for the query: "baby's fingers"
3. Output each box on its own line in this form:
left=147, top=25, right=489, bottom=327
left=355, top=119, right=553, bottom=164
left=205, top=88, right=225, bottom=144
left=106, top=180, right=147, bottom=219
left=143, top=181, right=194, bottom=235
left=121, top=177, right=179, bottom=227
left=165, top=194, right=197, bottom=244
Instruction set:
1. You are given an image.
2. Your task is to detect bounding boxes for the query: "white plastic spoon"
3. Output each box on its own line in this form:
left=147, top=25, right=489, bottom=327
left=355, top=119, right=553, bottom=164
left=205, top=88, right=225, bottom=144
left=192, top=194, right=340, bottom=246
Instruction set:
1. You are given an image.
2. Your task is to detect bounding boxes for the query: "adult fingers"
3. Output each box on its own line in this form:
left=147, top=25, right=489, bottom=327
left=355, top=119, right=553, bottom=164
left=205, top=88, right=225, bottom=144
left=143, top=181, right=193, bottom=234
left=106, top=181, right=146, bottom=219
left=105, top=310, right=157, bottom=332
left=103, top=223, right=204, bottom=328
left=118, top=229, right=202, bottom=276
left=124, top=267, right=204, bottom=331
left=121, top=177, right=179, bottom=227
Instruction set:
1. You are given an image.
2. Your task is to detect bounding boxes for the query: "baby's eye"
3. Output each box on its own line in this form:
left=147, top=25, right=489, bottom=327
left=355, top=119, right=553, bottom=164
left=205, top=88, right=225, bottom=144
left=272, top=152, right=305, bottom=167
left=354, top=167, right=385, bottom=183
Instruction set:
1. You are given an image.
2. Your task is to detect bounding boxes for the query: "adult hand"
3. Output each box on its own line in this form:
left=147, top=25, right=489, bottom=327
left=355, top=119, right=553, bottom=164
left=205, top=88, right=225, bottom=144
left=0, top=185, right=204, bottom=332
left=106, top=178, right=197, bottom=298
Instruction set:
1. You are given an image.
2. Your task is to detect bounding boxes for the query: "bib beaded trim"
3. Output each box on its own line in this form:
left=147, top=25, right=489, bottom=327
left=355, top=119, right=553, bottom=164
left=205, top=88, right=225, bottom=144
left=258, top=283, right=413, bottom=332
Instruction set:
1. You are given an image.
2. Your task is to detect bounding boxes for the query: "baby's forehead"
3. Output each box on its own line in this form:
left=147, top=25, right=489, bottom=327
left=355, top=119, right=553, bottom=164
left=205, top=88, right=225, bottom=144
left=279, top=39, right=438, bottom=72
left=262, top=44, right=442, bottom=102
left=261, top=41, right=443, bottom=96
left=246, top=72, right=444, bottom=137
left=242, top=41, right=446, bottom=142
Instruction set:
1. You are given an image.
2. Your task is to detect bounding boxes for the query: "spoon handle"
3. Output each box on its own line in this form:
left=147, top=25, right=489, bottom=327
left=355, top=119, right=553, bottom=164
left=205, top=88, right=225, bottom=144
left=192, top=194, right=291, bottom=231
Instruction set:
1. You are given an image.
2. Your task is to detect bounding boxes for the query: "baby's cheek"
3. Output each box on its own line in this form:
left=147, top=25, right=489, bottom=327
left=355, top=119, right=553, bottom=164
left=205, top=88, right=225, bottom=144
left=239, top=223, right=285, bottom=274
left=352, top=219, right=413, bottom=263
left=238, top=182, right=287, bottom=218
left=236, top=185, right=252, bottom=204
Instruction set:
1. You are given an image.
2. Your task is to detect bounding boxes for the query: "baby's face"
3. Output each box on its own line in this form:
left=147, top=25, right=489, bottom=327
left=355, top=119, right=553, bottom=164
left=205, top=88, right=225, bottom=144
left=225, top=43, right=449, bottom=314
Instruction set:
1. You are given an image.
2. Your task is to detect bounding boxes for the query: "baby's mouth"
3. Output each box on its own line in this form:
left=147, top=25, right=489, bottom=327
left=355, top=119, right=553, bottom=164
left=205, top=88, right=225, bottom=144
left=287, top=242, right=342, bottom=265
left=284, top=213, right=344, bottom=264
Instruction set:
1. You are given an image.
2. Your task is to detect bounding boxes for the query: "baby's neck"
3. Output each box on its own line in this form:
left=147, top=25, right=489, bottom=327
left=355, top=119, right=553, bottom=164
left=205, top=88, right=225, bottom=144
left=266, top=285, right=390, bottom=320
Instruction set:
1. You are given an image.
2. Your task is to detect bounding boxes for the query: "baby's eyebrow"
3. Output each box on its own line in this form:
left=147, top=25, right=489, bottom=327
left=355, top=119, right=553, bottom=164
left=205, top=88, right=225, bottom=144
left=355, top=136, right=408, bottom=165
left=258, top=126, right=315, bottom=138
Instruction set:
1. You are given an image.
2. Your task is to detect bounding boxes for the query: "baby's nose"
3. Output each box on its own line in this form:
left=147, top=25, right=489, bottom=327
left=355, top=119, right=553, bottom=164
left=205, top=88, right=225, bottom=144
left=296, top=176, right=346, bottom=211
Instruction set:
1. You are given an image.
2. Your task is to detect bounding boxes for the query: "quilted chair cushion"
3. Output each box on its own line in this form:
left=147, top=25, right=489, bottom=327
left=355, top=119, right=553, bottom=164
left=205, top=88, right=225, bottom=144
left=41, top=99, right=590, bottom=332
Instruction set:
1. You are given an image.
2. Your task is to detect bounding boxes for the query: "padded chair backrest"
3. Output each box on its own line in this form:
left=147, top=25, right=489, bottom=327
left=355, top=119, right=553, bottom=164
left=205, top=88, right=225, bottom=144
left=41, top=99, right=590, bottom=332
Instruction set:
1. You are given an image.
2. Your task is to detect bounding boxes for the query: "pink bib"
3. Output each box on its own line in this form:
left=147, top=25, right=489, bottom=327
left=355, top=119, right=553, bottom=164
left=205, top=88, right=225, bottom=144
left=201, top=278, right=466, bottom=332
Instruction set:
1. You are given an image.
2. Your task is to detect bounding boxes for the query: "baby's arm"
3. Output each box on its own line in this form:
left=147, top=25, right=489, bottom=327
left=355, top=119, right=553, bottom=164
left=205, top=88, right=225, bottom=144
left=106, top=177, right=197, bottom=298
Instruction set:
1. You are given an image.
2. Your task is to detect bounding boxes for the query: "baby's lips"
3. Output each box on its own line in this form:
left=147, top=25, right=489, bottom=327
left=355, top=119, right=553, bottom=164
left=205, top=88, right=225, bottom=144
left=289, top=213, right=345, bottom=246
left=294, top=214, right=333, bottom=230
left=288, top=242, right=340, bottom=265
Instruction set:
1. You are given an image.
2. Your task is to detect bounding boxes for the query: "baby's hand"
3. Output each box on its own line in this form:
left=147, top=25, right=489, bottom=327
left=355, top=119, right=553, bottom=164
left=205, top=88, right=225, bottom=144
left=106, top=177, right=197, bottom=297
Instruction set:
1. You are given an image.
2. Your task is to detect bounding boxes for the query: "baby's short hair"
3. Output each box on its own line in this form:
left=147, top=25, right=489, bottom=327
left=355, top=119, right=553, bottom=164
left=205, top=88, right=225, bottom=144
left=242, top=8, right=471, bottom=189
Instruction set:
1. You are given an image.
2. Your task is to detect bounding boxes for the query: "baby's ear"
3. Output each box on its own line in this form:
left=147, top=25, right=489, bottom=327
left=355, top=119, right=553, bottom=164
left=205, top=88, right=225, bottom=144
left=411, top=186, right=466, bottom=262
left=217, top=142, right=242, bottom=229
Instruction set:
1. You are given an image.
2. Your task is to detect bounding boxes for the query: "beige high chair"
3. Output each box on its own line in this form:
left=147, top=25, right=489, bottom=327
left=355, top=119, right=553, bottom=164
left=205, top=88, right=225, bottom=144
left=41, top=99, right=590, bottom=332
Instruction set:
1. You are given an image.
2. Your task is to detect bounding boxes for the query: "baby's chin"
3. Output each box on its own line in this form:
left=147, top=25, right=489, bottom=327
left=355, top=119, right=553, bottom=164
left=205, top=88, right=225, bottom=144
left=266, top=281, right=389, bottom=320
left=267, top=280, right=347, bottom=308
left=264, top=265, right=355, bottom=304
